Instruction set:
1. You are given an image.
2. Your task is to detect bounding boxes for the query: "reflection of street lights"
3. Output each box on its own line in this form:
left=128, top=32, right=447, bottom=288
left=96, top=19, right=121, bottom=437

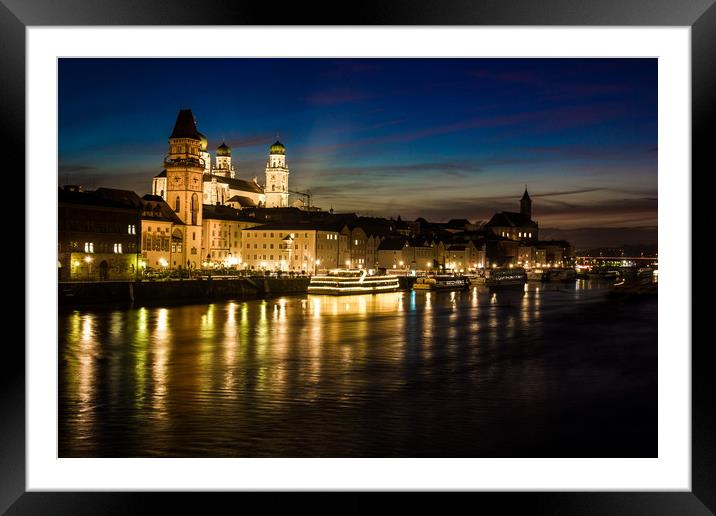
left=84, top=255, right=93, bottom=281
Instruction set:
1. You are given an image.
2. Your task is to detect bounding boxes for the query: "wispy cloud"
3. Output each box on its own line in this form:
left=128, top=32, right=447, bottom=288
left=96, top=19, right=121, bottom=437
left=306, top=89, right=374, bottom=106
left=304, top=102, right=633, bottom=154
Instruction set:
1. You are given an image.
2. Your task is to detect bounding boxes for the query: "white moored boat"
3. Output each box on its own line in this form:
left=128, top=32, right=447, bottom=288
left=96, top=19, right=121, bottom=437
left=413, top=275, right=470, bottom=291
left=307, top=269, right=400, bottom=295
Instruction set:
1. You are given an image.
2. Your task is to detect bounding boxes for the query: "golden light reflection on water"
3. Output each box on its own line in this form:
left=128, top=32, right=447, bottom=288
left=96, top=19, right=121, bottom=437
left=151, top=308, right=170, bottom=420
left=134, top=308, right=149, bottom=408
left=77, top=314, right=95, bottom=429
left=60, top=280, right=624, bottom=457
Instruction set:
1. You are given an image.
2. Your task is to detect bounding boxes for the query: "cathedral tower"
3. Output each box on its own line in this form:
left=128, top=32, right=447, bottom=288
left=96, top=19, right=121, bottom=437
left=215, top=142, right=235, bottom=178
left=264, top=140, right=289, bottom=208
left=165, top=109, right=204, bottom=269
left=520, top=187, right=532, bottom=220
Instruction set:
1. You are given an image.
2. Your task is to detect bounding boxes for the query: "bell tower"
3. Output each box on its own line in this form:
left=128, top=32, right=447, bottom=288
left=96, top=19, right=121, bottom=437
left=264, top=140, right=289, bottom=208
left=165, top=109, right=204, bottom=269
left=215, top=141, right=235, bottom=178
left=520, top=187, right=532, bottom=220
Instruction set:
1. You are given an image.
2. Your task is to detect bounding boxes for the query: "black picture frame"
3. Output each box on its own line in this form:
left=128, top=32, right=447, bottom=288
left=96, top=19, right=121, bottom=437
left=4, top=1, right=710, bottom=514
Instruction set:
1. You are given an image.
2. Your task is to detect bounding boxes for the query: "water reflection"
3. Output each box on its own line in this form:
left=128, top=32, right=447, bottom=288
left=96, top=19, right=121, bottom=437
left=59, top=281, right=657, bottom=457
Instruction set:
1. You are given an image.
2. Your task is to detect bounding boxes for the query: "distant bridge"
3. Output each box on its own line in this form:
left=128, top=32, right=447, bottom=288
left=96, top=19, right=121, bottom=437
left=576, top=256, right=658, bottom=261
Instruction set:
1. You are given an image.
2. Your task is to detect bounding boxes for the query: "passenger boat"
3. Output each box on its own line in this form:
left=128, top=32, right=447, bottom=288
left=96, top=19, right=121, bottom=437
left=307, top=269, right=400, bottom=295
left=587, top=269, right=620, bottom=280
left=464, top=272, right=487, bottom=285
left=526, top=269, right=545, bottom=281
left=413, top=275, right=470, bottom=291
left=485, top=267, right=527, bottom=287
left=544, top=268, right=577, bottom=282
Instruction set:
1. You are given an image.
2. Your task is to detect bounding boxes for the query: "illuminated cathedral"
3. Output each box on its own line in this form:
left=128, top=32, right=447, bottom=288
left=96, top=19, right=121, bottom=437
left=151, top=109, right=291, bottom=210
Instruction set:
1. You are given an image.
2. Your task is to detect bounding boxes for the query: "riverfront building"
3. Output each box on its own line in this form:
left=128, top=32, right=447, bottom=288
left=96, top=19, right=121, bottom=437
left=240, top=223, right=344, bottom=273
left=57, top=109, right=575, bottom=278
left=58, top=186, right=141, bottom=281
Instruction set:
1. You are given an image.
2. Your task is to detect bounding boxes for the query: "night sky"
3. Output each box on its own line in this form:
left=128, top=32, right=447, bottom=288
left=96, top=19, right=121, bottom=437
left=59, top=58, right=657, bottom=247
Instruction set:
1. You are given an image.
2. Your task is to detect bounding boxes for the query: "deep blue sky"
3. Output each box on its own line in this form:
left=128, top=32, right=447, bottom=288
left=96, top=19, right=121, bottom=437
left=59, top=58, right=657, bottom=242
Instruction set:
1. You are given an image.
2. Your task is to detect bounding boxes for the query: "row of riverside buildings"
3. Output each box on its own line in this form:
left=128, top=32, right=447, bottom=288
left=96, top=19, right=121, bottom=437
left=58, top=109, right=575, bottom=281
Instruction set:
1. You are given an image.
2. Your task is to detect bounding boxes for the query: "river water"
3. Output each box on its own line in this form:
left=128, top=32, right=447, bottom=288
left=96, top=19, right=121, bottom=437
left=59, top=280, right=657, bottom=457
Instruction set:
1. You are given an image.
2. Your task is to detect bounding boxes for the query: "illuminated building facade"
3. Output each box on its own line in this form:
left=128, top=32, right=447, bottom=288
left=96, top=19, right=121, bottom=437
left=58, top=186, right=141, bottom=281
left=240, top=223, right=346, bottom=272
left=264, top=141, right=290, bottom=208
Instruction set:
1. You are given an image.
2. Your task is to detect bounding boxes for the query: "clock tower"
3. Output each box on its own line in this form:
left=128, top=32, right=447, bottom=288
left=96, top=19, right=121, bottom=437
left=165, top=109, right=204, bottom=269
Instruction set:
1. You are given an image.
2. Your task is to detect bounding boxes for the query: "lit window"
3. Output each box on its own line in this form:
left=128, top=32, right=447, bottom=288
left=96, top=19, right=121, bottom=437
left=84, top=242, right=94, bottom=253
left=113, top=243, right=122, bottom=253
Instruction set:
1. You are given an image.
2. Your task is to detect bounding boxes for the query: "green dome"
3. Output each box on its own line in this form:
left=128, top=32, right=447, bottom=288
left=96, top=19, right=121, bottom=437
left=269, top=140, right=285, bottom=155
left=198, top=132, right=208, bottom=151
left=216, top=142, right=231, bottom=157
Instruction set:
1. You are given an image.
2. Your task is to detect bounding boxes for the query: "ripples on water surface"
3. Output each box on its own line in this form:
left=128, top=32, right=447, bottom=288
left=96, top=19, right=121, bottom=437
left=59, top=281, right=657, bottom=457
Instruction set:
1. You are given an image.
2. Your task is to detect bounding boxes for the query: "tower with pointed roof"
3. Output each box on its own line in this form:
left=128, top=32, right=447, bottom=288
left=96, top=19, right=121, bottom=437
left=520, top=187, right=532, bottom=220
left=264, top=140, right=289, bottom=208
left=165, top=109, right=204, bottom=269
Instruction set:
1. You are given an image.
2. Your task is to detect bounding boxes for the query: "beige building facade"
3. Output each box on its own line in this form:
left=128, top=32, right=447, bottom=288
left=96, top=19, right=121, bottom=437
left=240, top=224, right=345, bottom=272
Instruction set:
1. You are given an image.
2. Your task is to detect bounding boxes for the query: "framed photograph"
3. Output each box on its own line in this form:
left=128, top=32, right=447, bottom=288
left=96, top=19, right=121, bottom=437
left=6, top=0, right=710, bottom=513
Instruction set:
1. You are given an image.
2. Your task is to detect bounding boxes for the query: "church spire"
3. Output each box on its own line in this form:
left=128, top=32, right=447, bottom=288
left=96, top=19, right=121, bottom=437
left=520, top=186, right=532, bottom=220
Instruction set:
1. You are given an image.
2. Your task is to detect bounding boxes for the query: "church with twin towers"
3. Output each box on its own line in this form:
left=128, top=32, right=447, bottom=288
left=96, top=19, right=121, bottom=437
left=152, top=108, right=293, bottom=211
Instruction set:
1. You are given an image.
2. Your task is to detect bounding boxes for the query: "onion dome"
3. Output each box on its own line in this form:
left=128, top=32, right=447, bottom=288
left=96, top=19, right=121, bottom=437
left=269, top=140, right=286, bottom=155
left=216, top=141, right=231, bottom=157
